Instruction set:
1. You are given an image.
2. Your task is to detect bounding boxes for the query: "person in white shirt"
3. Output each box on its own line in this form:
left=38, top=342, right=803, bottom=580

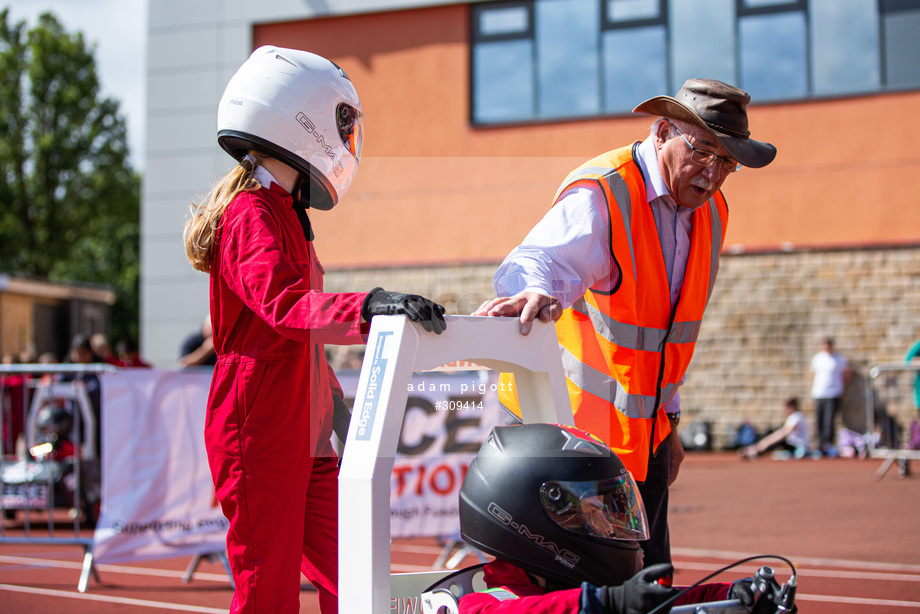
left=741, top=397, right=811, bottom=460
left=810, top=337, right=851, bottom=454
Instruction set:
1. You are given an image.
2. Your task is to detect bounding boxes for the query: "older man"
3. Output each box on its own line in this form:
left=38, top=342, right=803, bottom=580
left=475, top=79, right=776, bottom=566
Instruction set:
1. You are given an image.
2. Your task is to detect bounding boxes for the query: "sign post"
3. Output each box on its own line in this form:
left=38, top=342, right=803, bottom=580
left=338, top=315, right=573, bottom=613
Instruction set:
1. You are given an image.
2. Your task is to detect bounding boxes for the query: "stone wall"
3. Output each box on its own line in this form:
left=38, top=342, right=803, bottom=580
left=686, top=245, right=920, bottom=448
left=325, top=245, right=920, bottom=449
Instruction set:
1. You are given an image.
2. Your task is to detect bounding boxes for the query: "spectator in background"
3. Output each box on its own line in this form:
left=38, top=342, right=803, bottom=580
left=178, top=315, right=216, bottom=368
left=64, top=334, right=104, bottom=457
left=810, top=337, right=851, bottom=456
left=116, top=337, right=151, bottom=368
left=36, top=351, right=60, bottom=385
left=18, top=348, right=37, bottom=365
left=91, top=333, right=120, bottom=366
left=1, top=353, right=26, bottom=454
left=740, top=397, right=811, bottom=460
left=37, top=351, right=59, bottom=364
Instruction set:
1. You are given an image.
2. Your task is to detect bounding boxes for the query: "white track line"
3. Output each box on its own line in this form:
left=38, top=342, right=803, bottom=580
left=671, top=547, right=920, bottom=573
left=796, top=593, right=920, bottom=608
left=5, top=548, right=919, bottom=610
left=674, top=560, right=920, bottom=582
left=397, top=543, right=920, bottom=575
left=1, top=552, right=434, bottom=576
left=0, top=553, right=230, bottom=582
left=390, top=543, right=451, bottom=555
left=0, top=583, right=227, bottom=613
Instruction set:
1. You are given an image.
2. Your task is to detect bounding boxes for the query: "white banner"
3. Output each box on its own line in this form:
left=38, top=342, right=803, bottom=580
left=338, top=370, right=507, bottom=538
left=91, top=368, right=507, bottom=564
left=92, top=370, right=227, bottom=564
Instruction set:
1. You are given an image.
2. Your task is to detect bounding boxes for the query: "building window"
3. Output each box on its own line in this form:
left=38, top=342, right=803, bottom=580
left=881, top=0, right=920, bottom=89
left=810, top=0, right=879, bottom=96
left=737, top=0, right=808, bottom=100
left=472, top=2, right=535, bottom=123
left=602, top=0, right=668, bottom=112
left=536, top=0, right=601, bottom=118
left=471, top=0, right=920, bottom=125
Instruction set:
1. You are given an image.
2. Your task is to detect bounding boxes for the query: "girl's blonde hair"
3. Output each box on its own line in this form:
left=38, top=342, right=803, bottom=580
left=184, top=154, right=263, bottom=273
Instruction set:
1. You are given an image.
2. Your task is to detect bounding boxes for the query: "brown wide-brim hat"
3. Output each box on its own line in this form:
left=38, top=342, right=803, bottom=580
left=633, top=78, right=776, bottom=168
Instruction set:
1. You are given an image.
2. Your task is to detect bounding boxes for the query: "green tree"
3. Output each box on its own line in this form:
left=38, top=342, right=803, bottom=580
left=0, top=9, right=140, bottom=341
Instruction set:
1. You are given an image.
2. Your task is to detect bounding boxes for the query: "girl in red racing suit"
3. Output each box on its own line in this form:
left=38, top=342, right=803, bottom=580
left=184, top=46, right=445, bottom=614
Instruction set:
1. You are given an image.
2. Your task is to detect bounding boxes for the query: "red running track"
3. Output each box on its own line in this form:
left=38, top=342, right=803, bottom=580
left=0, top=453, right=917, bottom=613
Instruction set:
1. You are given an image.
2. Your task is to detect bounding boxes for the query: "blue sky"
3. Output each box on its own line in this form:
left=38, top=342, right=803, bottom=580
left=8, top=0, right=148, bottom=169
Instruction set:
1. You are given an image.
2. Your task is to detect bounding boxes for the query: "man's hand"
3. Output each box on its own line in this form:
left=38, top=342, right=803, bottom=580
left=666, top=430, right=685, bottom=487
left=472, top=291, right=562, bottom=335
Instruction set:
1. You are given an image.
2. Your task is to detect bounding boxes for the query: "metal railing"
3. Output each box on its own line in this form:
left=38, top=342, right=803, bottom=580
left=0, top=363, right=117, bottom=591
left=864, top=362, right=920, bottom=479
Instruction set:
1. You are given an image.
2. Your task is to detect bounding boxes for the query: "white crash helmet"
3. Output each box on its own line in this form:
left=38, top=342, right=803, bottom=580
left=217, top=45, right=364, bottom=210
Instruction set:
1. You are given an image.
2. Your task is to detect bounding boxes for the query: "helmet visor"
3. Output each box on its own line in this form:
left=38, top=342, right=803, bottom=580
left=337, top=103, right=363, bottom=161
left=540, top=474, right=649, bottom=541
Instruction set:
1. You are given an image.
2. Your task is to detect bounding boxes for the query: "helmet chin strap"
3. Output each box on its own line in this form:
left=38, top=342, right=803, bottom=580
left=292, top=174, right=315, bottom=241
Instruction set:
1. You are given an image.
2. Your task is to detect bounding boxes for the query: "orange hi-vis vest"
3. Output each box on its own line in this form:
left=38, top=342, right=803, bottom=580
left=500, top=143, right=728, bottom=480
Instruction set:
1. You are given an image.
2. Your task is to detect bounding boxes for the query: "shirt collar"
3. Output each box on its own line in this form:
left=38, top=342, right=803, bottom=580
left=253, top=164, right=278, bottom=189
left=636, top=134, right=670, bottom=204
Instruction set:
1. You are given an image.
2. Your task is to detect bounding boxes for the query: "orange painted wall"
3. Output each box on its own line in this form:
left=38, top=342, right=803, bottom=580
left=256, top=5, right=920, bottom=268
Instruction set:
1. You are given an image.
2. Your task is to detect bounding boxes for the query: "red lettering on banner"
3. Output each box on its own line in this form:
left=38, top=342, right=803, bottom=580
left=415, top=464, right=426, bottom=496
left=391, top=463, right=471, bottom=498
left=429, top=464, right=455, bottom=495
left=392, top=465, right=413, bottom=498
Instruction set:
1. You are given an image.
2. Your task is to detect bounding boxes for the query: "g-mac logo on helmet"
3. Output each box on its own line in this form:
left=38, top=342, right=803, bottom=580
left=295, top=103, right=361, bottom=181
left=296, top=113, right=334, bottom=158
left=488, top=502, right=580, bottom=569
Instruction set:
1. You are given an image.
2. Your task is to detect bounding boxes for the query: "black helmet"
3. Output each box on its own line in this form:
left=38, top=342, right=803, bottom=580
left=459, top=423, right=648, bottom=588
left=35, top=402, right=73, bottom=441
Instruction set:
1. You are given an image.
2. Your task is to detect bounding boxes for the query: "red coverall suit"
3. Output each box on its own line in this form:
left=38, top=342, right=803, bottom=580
left=205, top=181, right=367, bottom=613
left=459, top=560, right=730, bottom=614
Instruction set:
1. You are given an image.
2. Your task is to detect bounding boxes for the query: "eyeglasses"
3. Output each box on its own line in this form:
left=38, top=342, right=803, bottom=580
left=667, top=121, right=741, bottom=173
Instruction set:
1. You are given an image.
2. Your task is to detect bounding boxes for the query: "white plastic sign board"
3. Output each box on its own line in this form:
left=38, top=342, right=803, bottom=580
left=93, top=370, right=228, bottom=564
left=338, top=315, right=573, bottom=614
left=337, top=369, right=506, bottom=538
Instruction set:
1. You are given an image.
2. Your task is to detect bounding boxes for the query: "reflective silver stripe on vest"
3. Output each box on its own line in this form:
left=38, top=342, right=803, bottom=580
left=667, top=319, right=702, bottom=345
left=572, top=299, right=702, bottom=350
left=561, top=347, right=658, bottom=419
left=661, top=381, right=679, bottom=406
left=571, top=298, right=667, bottom=352
left=706, top=197, right=722, bottom=304
left=607, top=172, right=638, bottom=282
left=566, top=167, right=638, bottom=282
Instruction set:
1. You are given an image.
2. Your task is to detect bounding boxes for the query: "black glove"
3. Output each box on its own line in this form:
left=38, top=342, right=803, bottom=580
left=730, top=576, right=785, bottom=614
left=362, top=287, right=447, bottom=334
left=600, top=564, right=678, bottom=614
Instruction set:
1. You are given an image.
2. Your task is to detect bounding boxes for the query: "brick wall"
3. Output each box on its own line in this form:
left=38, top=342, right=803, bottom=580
left=325, top=245, right=920, bottom=449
